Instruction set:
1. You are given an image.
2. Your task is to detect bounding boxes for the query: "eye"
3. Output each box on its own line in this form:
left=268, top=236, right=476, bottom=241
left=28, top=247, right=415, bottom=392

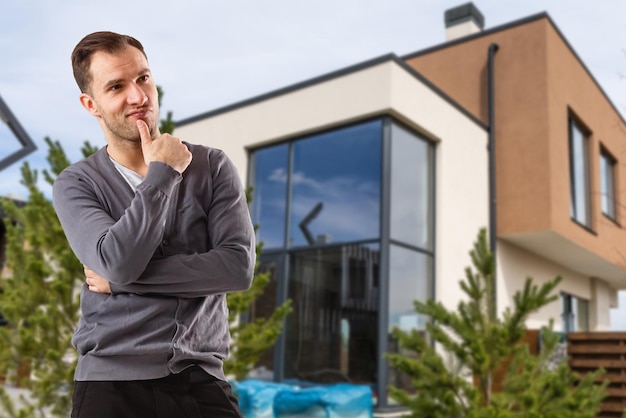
left=109, top=84, right=122, bottom=92
left=138, top=75, right=149, bottom=83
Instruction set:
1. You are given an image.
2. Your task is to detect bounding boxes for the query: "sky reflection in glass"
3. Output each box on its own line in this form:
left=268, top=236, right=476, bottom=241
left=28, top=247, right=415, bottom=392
left=388, top=244, right=431, bottom=332
left=250, top=143, right=289, bottom=249
left=390, top=123, right=434, bottom=250
left=289, top=120, right=381, bottom=247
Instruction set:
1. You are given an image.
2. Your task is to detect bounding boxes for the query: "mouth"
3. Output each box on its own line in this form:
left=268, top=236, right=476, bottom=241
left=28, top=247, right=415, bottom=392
left=127, top=108, right=151, bottom=119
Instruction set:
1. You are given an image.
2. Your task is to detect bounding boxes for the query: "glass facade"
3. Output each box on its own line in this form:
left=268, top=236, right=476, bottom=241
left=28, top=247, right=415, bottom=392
left=249, top=144, right=289, bottom=248
left=248, top=117, right=435, bottom=407
left=285, top=244, right=379, bottom=384
left=289, top=123, right=381, bottom=247
left=390, top=123, right=434, bottom=251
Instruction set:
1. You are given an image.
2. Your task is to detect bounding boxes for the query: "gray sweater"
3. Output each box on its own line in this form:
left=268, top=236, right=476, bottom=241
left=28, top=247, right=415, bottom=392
left=52, top=144, right=255, bottom=381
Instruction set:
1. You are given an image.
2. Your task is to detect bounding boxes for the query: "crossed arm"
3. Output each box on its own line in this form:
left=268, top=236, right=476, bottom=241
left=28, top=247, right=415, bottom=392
left=54, top=149, right=255, bottom=298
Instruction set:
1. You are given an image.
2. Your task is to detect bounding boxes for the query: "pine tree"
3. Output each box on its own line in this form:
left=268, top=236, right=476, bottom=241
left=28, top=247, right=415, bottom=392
left=224, top=188, right=292, bottom=380
left=0, top=138, right=94, bottom=418
left=386, top=228, right=609, bottom=418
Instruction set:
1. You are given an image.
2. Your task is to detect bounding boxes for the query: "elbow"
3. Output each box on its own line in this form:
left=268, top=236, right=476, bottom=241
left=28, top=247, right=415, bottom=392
left=232, top=247, right=256, bottom=292
left=237, top=273, right=254, bottom=292
left=92, top=235, right=150, bottom=286
left=244, top=259, right=255, bottom=290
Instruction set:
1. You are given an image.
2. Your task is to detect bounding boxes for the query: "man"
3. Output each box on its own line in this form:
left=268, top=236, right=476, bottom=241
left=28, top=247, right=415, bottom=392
left=53, top=31, right=255, bottom=417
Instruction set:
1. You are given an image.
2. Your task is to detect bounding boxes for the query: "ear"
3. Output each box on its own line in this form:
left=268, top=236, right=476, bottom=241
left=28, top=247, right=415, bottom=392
left=79, top=92, right=100, bottom=117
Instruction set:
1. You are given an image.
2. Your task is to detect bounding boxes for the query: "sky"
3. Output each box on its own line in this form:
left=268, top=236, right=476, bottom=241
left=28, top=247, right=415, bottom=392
left=1, top=0, right=626, bottom=327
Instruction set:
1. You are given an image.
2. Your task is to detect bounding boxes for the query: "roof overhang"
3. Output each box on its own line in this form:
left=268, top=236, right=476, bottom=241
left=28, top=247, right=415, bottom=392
left=502, top=230, right=626, bottom=289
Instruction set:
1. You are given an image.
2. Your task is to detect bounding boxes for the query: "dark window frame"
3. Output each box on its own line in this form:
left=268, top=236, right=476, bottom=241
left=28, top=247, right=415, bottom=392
left=568, top=114, right=593, bottom=229
left=600, top=145, right=618, bottom=223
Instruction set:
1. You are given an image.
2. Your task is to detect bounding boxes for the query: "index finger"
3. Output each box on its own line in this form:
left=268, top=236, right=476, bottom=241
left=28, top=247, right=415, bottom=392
left=136, top=120, right=159, bottom=144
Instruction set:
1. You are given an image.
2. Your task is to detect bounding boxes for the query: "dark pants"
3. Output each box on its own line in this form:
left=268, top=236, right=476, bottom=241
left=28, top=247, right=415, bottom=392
left=71, top=366, right=242, bottom=418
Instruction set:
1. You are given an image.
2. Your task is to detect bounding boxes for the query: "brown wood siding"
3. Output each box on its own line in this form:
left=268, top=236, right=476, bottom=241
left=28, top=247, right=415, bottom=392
left=569, top=332, right=626, bottom=417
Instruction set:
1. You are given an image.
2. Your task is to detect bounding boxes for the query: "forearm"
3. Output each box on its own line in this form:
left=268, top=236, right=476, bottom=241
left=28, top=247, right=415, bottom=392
left=54, top=161, right=181, bottom=283
left=110, top=149, right=256, bottom=297
left=110, top=245, right=255, bottom=298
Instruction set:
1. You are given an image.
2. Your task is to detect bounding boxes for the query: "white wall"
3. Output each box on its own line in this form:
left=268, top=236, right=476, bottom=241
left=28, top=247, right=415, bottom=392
left=497, top=239, right=614, bottom=331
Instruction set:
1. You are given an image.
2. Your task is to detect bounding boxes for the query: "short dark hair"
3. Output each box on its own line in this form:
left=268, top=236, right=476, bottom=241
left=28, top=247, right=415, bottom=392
left=71, top=31, right=147, bottom=94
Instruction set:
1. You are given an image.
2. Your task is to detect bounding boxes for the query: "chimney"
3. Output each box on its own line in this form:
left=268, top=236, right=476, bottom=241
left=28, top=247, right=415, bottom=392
left=444, top=3, right=485, bottom=41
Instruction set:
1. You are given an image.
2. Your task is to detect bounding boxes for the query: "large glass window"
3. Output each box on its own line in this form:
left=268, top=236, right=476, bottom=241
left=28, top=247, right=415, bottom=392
left=569, top=117, right=591, bottom=227
left=388, top=245, right=432, bottom=333
left=249, top=144, right=289, bottom=249
left=284, top=244, right=379, bottom=385
left=246, top=257, right=282, bottom=380
left=289, top=121, right=382, bottom=247
left=390, top=124, right=434, bottom=250
left=386, top=244, right=432, bottom=392
left=600, top=148, right=617, bottom=221
left=247, top=117, right=436, bottom=408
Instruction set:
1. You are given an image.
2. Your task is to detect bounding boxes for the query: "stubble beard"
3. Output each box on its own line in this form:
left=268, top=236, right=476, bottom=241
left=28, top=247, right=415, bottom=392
left=103, top=112, right=157, bottom=143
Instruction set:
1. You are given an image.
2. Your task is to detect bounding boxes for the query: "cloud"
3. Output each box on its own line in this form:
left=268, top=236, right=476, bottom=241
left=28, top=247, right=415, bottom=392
left=265, top=166, right=379, bottom=244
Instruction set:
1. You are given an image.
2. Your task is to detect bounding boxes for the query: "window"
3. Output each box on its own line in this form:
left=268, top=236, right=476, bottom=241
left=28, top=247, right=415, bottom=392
left=289, top=122, right=382, bottom=247
left=561, top=293, right=589, bottom=333
left=390, top=124, right=434, bottom=250
left=284, top=244, right=379, bottom=385
left=387, top=245, right=432, bottom=334
left=248, top=117, right=436, bottom=407
left=569, top=117, right=591, bottom=227
left=249, top=144, right=289, bottom=249
left=600, top=148, right=617, bottom=220
left=246, top=256, right=282, bottom=379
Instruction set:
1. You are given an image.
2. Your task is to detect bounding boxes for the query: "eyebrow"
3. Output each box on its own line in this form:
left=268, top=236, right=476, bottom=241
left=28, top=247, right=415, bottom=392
left=102, top=68, right=151, bottom=90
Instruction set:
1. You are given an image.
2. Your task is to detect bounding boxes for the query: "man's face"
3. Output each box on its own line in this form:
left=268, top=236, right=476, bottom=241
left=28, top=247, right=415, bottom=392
left=80, top=46, right=159, bottom=143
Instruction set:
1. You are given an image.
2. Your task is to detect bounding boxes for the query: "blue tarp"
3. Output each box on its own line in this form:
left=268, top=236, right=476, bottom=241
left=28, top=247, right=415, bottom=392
left=234, top=380, right=374, bottom=418
left=235, top=380, right=293, bottom=418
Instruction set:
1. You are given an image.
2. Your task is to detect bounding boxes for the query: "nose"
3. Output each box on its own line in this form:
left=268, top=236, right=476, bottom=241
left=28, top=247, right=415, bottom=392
left=127, top=83, right=147, bottom=106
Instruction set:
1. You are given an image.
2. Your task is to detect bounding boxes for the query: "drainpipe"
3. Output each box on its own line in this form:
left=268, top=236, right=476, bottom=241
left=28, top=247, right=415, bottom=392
left=488, top=43, right=499, bottom=314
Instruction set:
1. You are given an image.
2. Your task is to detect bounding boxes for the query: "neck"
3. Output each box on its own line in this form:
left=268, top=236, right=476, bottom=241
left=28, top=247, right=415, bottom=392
left=106, top=141, right=148, bottom=176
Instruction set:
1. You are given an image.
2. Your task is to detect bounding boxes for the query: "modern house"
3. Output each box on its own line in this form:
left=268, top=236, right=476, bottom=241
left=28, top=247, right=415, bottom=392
left=174, top=3, right=626, bottom=410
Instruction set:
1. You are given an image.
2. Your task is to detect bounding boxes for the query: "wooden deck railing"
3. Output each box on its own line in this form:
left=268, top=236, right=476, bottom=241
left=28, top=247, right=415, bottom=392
left=568, top=332, right=626, bottom=418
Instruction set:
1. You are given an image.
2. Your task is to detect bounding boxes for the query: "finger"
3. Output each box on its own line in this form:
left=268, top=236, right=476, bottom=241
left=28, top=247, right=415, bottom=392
left=136, top=120, right=153, bottom=146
